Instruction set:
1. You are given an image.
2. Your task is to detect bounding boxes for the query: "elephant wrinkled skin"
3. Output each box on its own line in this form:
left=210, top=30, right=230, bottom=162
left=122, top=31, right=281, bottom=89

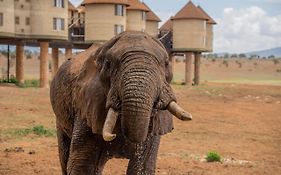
left=50, top=31, right=192, bottom=175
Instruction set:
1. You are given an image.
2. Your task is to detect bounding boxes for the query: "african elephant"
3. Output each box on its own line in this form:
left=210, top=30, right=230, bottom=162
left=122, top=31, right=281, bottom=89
left=50, top=31, right=192, bottom=175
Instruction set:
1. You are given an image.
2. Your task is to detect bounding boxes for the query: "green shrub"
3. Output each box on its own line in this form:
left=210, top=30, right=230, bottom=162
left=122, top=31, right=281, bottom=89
left=273, top=59, right=279, bottom=65
left=32, top=125, right=55, bottom=136
left=0, top=77, right=18, bottom=84
left=206, top=151, right=221, bottom=162
left=8, top=125, right=55, bottom=137
left=222, top=60, right=229, bottom=67
left=22, top=79, right=40, bottom=88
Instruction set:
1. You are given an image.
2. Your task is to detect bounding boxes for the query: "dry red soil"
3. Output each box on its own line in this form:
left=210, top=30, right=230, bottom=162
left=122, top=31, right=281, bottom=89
left=0, top=82, right=281, bottom=175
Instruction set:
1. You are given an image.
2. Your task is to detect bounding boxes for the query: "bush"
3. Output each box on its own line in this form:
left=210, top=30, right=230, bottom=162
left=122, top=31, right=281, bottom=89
left=0, top=77, right=17, bottom=84
left=254, top=62, right=258, bottom=67
left=273, top=59, right=279, bottom=65
left=235, top=60, right=242, bottom=68
left=22, top=80, right=40, bottom=88
left=222, top=60, right=228, bottom=67
left=206, top=151, right=221, bottom=162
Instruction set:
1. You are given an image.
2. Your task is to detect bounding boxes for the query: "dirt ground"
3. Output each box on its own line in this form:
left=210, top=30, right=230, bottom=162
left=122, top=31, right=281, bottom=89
left=0, top=82, right=280, bottom=175
left=0, top=54, right=281, bottom=174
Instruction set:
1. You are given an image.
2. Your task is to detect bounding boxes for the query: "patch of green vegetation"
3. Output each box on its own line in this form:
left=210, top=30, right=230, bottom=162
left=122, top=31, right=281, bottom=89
left=180, top=151, right=189, bottom=159
left=206, top=151, right=221, bottom=162
left=22, top=79, right=40, bottom=88
left=0, top=78, right=40, bottom=87
left=2, top=125, right=56, bottom=138
left=0, top=77, right=17, bottom=84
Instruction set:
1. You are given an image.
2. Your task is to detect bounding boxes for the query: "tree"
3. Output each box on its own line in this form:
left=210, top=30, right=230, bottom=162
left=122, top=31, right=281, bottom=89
left=268, top=55, right=275, bottom=59
left=231, top=54, right=238, bottom=58
left=239, top=53, right=246, bottom=58
left=224, top=53, right=229, bottom=59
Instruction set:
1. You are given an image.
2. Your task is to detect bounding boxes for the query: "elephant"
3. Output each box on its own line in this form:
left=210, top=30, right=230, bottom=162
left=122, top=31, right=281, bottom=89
left=50, top=31, right=192, bottom=175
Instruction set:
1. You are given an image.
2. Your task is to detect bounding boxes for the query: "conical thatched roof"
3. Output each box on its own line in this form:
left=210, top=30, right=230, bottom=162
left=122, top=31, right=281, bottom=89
left=160, top=17, right=173, bottom=31
left=127, top=0, right=149, bottom=12
left=68, top=1, right=77, bottom=11
left=81, top=0, right=129, bottom=6
left=77, top=5, right=85, bottom=13
left=143, top=3, right=161, bottom=22
left=172, top=1, right=208, bottom=20
left=197, top=6, right=217, bottom=24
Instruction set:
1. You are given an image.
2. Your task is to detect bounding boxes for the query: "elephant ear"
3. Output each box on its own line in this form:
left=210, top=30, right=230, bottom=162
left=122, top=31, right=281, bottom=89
left=73, top=36, right=122, bottom=135
left=72, top=46, right=105, bottom=134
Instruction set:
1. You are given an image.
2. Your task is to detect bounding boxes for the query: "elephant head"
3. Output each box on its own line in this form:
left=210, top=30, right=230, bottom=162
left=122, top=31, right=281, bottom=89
left=73, top=31, right=192, bottom=143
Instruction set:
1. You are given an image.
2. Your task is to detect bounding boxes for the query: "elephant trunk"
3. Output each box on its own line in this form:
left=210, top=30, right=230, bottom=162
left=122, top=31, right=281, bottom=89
left=121, top=55, right=158, bottom=143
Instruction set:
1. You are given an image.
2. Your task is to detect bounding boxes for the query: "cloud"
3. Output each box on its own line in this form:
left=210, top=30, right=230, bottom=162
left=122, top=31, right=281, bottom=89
left=214, top=6, right=281, bottom=53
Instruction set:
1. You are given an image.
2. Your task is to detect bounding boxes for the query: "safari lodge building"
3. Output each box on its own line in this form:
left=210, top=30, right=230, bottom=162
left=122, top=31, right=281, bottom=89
left=0, top=0, right=215, bottom=87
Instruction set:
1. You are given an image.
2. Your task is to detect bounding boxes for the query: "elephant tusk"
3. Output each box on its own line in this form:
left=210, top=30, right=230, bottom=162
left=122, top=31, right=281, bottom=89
left=102, top=108, right=119, bottom=142
left=167, top=101, right=192, bottom=121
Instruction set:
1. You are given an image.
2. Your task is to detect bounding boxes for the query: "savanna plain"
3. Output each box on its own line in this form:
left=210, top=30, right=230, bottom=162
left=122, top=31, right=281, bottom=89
left=0, top=54, right=281, bottom=175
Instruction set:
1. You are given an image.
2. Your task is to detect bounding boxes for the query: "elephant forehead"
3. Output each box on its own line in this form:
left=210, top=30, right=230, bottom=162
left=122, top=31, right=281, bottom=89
left=109, top=35, right=166, bottom=60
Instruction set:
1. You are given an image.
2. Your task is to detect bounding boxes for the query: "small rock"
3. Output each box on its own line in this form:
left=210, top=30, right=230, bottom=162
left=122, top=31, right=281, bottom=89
left=28, top=150, right=36, bottom=155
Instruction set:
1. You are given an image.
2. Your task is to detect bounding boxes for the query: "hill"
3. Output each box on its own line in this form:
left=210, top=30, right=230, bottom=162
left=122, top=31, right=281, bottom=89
left=246, top=47, right=281, bottom=57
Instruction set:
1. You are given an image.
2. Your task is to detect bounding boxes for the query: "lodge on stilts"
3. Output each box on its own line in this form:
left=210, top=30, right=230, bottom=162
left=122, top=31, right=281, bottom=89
left=0, top=0, right=215, bottom=87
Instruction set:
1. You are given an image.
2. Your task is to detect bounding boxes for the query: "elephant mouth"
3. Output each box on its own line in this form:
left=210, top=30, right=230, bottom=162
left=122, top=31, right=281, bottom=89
left=102, top=101, right=192, bottom=142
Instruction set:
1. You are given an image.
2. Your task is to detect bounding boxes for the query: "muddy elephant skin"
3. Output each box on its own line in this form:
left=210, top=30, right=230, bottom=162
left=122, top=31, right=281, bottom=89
left=50, top=31, right=191, bottom=175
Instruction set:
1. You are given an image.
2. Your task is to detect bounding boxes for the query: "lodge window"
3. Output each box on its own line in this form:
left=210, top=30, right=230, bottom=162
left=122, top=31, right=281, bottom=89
left=54, top=0, right=64, bottom=8
left=114, top=24, right=124, bottom=35
left=142, top=11, right=146, bottom=21
left=26, top=17, right=30, bottom=25
left=115, top=5, right=124, bottom=16
left=53, top=18, right=65, bottom=30
left=0, top=13, right=3, bottom=26
left=15, top=16, right=20, bottom=25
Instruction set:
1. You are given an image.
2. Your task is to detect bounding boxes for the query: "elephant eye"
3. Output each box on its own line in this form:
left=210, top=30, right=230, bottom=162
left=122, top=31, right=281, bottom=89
left=105, top=60, right=110, bottom=68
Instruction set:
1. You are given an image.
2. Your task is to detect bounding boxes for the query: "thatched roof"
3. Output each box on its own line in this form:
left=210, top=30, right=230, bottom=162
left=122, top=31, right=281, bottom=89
left=143, top=3, right=161, bottom=22
left=197, top=6, right=217, bottom=24
left=160, top=17, right=173, bottom=31
left=68, top=1, right=77, bottom=11
left=127, top=0, right=149, bottom=12
left=172, top=1, right=208, bottom=20
left=81, top=0, right=129, bottom=6
left=77, top=5, right=85, bottom=13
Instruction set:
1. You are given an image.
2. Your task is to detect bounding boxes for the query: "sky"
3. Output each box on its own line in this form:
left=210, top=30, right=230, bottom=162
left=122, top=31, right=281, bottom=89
left=70, top=0, right=281, bottom=53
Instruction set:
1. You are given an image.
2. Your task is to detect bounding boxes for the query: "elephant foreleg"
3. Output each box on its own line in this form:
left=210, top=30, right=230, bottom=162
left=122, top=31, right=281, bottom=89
left=67, top=118, right=109, bottom=175
left=57, top=127, right=71, bottom=175
left=127, top=135, right=161, bottom=175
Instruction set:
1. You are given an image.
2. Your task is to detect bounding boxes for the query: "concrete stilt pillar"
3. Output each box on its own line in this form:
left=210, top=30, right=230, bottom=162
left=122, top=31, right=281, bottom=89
left=51, top=48, right=59, bottom=78
left=16, top=44, right=24, bottom=86
left=65, top=48, right=72, bottom=59
left=185, top=52, right=193, bottom=86
left=194, top=52, right=201, bottom=85
left=39, top=42, right=49, bottom=88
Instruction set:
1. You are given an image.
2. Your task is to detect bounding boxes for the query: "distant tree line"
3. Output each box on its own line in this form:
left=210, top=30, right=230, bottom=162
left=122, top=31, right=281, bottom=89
left=203, top=53, right=280, bottom=60
left=0, top=49, right=38, bottom=59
